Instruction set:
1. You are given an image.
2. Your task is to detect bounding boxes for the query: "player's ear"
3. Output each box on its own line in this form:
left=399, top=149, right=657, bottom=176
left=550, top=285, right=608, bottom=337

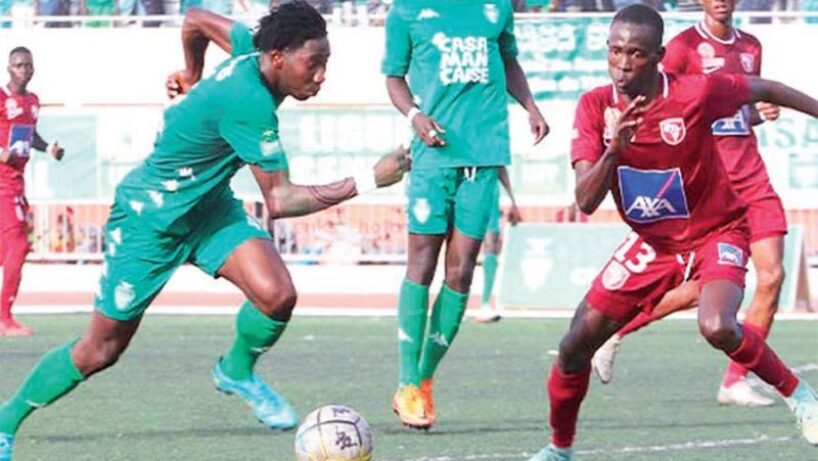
left=268, top=49, right=285, bottom=69
left=655, top=45, right=665, bottom=63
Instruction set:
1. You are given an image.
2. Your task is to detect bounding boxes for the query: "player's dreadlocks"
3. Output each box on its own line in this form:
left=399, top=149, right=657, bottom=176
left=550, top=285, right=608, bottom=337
left=612, top=4, right=664, bottom=50
left=254, top=1, right=327, bottom=52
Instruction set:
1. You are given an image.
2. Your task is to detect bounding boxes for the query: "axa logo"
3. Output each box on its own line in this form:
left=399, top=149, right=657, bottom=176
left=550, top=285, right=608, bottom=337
left=618, top=166, right=690, bottom=223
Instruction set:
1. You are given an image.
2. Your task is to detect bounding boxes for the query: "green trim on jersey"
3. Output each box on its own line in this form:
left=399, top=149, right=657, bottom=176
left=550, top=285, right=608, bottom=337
left=382, top=0, right=516, bottom=169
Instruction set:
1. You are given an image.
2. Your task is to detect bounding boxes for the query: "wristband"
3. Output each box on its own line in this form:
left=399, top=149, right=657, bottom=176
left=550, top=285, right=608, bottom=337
left=406, top=107, right=421, bottom=123
left=352, top=167, right=378, bottom=194
left=47, top=141, right=57, bottom=154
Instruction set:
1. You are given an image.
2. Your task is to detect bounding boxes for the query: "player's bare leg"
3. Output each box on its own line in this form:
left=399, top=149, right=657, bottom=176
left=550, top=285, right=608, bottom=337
left=718, top=235, right=784, bottom=407
left=418, top=229, right=483, bottom=426
left=214, top=238, right=300, bottom=430
left=529, top=300, right=633, bottom=461
left=474, top=231, right=502, bottom=323
left=698, top=279, right=817, bottom=444
left=0, top=226, right=32, bottom=337
left=0, top=312, right=141, bottom=460
left=394, top=233, right=444, bottom=430
left=592, top=280, right=698, bottom=384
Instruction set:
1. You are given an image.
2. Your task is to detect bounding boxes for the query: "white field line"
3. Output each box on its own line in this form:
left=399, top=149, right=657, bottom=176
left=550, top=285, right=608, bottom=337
left=382, top=435, right=795, bottom=461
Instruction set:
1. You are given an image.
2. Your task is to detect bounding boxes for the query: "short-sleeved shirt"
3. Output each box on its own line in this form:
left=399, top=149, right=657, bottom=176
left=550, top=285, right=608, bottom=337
left=663, top=24, right=770, bottom=198
left=114, top=22, right=287, bottom=233
left=571, top=73, right=751, bottom=253
left=0, top=85, right=39, bottom=198
left=381, top=0, right=517, bottom=169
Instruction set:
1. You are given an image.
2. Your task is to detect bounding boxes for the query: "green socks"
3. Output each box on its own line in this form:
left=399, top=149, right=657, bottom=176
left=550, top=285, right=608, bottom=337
left=220, top=301, right=288, bottom=381
left=398, top=279, right=429, bottom=387
left=0, top=339, right=84, bottom=435
left=420, top=284, right=469, bottom=381
left=481, top=252, right=499, bottom=306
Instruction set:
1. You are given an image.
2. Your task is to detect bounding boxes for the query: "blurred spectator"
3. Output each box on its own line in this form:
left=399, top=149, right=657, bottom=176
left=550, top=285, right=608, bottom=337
left=805, top=0, right=818, bottom=23
left=118, top=0, right=164, bottom=26
left=36, top=0, right=71, bottom=27
left=0, top=0, right=11, bottom=28
left=79, top=0, right=115, bottom=27
left=50, top=208, right=76, bottom=254
left=736, top=0, right=774, bottom=23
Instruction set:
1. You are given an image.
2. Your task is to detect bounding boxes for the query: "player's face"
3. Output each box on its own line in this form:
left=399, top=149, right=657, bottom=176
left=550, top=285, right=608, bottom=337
left=700, top=0, right=736, bottom=22
left=607, top=22, right=663, bottom=97
left=279, top=37, right=330, bottom=101
left=7, top=51, right=34, bottom=88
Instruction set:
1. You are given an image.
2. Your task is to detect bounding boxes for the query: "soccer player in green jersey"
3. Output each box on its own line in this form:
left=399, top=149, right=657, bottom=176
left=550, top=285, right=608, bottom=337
left=0, top=3, right=406, bottom=459
left=382, top=0, right=548, bottom=429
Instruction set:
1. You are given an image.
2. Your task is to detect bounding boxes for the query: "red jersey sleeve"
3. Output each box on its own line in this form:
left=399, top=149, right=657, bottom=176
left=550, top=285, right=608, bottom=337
left=662, top=36, right=688, bottom=75
left=570, top=91, right=605, bottom=167
left=703, top=74, right=751, bottom=123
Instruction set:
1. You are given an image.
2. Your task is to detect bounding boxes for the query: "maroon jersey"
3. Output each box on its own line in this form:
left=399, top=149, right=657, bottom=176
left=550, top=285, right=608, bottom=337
left=662, top=23, right=771, bottom=199
left=571, top=72, right=751, bottom=253
left=0, top=85, right=40, bottom=197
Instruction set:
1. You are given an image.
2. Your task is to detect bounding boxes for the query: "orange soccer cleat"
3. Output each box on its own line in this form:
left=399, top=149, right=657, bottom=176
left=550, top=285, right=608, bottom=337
left=391, top=385, right=432, bottom=430
left=420, top=379, right=437, bottom=427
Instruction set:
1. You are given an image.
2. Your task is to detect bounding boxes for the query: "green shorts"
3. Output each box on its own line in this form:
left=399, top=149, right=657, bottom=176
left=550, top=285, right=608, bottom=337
left=406, top=166, right=499, bottom=240
left=486, top=186, right=502, bottom=235
left=94, top=196, right=270, bottom=321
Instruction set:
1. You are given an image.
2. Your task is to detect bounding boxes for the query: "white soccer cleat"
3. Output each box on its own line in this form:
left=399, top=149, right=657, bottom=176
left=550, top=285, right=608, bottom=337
left=785, top=380, right=818, bottom=445
left=717, top=379, right=775, bottom=407
left=592, top=334, right=621, bottom=384
left=528, top=443, right=573, bottom=461
left=472, top=305, right=501, bottom=324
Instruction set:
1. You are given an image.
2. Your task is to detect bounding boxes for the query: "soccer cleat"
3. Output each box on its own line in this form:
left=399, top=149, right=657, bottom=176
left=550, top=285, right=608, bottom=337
left=784, top=380, right=818, bottom=445
left=420, top=379, right=437, bottom=426
left=391, top=385, right=431, bottom=430
left=472, top=306, right=502, bottom=324
left=0, top=319, right=32, bottom=337
left=717, top=379, right=775, bottom=407
left=528, top=443, right=573, bottom=461
left=211, top=361, right=298, bottom=430
left=0, top=433, right=13, bottom=461
left=591, top=334, right=621, bottom=384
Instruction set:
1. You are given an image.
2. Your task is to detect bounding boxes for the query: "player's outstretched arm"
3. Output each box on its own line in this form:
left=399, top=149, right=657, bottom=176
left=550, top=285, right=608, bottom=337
left=747, top=77, right=818, bottom=119
left=386, top=76, right=446, bottom=148
left=166, top=8, right=234, bottom=98
left=503, top=56, right=549, bottom=144
left=254, top=147, right=407, bottom=219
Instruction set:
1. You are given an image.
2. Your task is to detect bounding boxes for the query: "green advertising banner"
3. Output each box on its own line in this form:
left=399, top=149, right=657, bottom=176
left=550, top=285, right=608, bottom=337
left=498, top=224, right=806, bottom=311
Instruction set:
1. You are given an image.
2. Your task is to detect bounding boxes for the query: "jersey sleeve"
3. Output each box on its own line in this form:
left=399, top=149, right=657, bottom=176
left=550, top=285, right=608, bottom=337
left=703, top=74, right=751, bottom=123
left=498, top=0, right=518, bottom=59
left=570, top=92, right=605, bottom=166
left=661, top=36, right=688, bottom=75
left=219, top=101, right=288, bottom=172
left=381, top=2, right=412, bottom=77
left=230, top=22, right=255, bottom=57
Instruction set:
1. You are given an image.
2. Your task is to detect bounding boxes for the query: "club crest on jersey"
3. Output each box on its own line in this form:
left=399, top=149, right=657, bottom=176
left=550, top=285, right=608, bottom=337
left=740, top=53, right=755, bottom=73
left=659, top=118, right=686, bottom=145
left=717, top=242, right=745, bottom=267
left=697, top=42, right=724, bottom=74
left=603, top=107, right=622, bottom=146
left=618, top=166, right=690, bottom=223
left=484, top=4, right=499, bottom=23
left=5, top=98, right=22, bottom=120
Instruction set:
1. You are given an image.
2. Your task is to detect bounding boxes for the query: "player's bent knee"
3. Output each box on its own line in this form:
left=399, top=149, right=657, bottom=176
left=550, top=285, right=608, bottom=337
left=698, top=317, right=740, bottom=350
left=445, top=263, right=476, bottom=293
left=74, top=341, right=126, bottom=376
left=254, top=284, right=298, bottom=319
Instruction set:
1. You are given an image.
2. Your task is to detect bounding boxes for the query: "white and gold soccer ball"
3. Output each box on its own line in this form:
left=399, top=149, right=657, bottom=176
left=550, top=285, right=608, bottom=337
left=294, top=405, right=374, bottom=461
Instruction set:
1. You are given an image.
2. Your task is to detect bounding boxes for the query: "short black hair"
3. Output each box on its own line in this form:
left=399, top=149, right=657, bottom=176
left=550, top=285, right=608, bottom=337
left=612, top=4, right=664, bottom=50
left=9, top=46, right=31, bottom=58
left=253, top=1, right=327, bottom=52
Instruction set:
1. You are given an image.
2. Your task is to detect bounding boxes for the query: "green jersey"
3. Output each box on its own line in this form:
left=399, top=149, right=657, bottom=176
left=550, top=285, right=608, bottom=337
left=115, top=23, right=286, bottom=232
left=381, top=0, right=517, bottom=169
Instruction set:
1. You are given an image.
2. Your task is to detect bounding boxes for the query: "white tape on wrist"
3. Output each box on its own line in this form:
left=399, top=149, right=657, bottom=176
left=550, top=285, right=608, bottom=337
left=47, top=141, right=57, bottom=154
left=352, top=167, right=378, bottom=194
left=406, top=107, right=421, bottom=123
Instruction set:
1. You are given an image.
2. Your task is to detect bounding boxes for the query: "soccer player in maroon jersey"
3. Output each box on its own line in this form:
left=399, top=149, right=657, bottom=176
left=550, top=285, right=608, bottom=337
left=591, top=0, right=788, bottom=408
left=528, top=5, right=818, bottom=461
left=0, top=47, right=64, bottom=337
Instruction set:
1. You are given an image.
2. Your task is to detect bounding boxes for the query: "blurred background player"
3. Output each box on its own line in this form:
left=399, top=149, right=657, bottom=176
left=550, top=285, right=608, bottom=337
left=381, top=0, right=549, bottom=430
left=591, top=0, right=788, bottom=408
left=0, top=46, right=64, bottom=337
left=473, top=166, right=521, bottom=324
left=0, top=4, right=406, bottom=460
left=529, top=5, right=818, bottom=461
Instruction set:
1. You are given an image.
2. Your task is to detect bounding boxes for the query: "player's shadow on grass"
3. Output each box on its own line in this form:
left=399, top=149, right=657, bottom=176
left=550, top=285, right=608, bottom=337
left=584, top=416, right=793, bottom=431
left=33, top=426, right=284, bottom=443
left=379, top=417, right=545, bottom=436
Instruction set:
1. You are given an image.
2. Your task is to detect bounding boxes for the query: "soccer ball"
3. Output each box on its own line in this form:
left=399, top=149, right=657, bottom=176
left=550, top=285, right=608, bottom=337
left=294, top=405, right=374, bottom=461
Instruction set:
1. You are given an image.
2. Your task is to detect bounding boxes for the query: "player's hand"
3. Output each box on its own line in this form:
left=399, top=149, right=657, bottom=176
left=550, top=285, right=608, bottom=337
left=373, top=146, right=408, bottom=188
left=166, top=69, right=199, bottom=100
left=529, top=108, right=549, bottom=145
left=756, top=101, right=780, bottom=122
left=411, top=112, right=446, bottom=148
left=49, top=141, right=64, bottom=161
left=609, top=95, right=647, bottom=155
left=508, top=204, right=522, bottom=226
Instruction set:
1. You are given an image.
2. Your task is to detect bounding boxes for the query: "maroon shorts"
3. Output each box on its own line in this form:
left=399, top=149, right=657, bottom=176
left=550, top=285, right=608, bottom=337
left=0, top=194, right=28, bottom=233
left=585, top=228, right=749, bottom=323
left=745, top=194, right=787, bottom=243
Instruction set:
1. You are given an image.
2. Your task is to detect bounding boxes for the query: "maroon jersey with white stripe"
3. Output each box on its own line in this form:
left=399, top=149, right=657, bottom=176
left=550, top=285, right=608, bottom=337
left=662, top=23, right=772, bottom=200
left=571, top=73, right=751, bottom=253
left=0, top=85, right=39, bottom=197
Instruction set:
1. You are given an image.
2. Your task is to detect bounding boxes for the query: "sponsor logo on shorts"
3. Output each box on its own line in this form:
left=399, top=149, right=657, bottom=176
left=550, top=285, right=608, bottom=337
left=602, top=260, right=630, bottom=291
left=659, top=118, right=686, bottom=145
left=717, top=242, right=745, bottom=267
left=114, top=281, right=136, bottom=311
left=618, top=167, right=690, bottom=223
left=412, top=198, right=431, bottom=224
